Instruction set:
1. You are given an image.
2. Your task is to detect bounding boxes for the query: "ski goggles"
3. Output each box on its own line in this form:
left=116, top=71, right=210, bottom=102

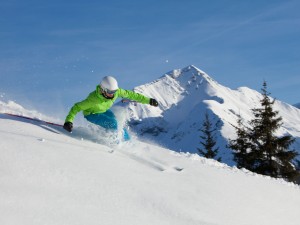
left=102, top=87, right=117, bottom=95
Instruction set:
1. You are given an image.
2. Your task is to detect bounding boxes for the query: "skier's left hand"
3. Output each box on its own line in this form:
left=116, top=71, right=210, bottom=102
left=150, top=98, right=158, bottom=107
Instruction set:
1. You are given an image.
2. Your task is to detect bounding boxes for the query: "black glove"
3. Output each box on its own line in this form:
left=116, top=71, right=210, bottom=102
left=149, top=98, right=158, bottom=107
left=63, top=122, right=73, bottom=132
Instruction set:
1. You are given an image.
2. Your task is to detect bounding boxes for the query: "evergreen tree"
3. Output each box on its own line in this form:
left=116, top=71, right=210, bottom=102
left=229, top=81, right=300, bottom=182
left=198, top=112, right=221, bottom=162
left=249, top=81, right=299, bottom=181
left=228, top=115, right=257, bottom=170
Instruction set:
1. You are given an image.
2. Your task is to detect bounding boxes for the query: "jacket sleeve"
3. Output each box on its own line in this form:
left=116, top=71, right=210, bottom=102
left=118, top=89, right=150, bottom=104
left=65, top=98, right=93, bottom=122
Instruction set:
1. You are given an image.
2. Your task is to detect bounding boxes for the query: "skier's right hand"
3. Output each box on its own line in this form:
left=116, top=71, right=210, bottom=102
left=63, top=122, right=73, bottom=132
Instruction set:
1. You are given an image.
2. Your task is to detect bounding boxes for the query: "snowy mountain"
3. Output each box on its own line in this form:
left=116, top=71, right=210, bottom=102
left=0, top=101, right=300, bottom=225
left=119, top=65, right=300, bottom=165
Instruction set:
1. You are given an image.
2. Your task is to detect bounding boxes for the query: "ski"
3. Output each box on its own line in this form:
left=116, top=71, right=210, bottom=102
left=1, top=112, right=63, bottom=127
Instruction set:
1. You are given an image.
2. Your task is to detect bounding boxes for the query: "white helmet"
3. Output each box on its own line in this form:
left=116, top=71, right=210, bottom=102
left=100, top=76, right=118, bottom=92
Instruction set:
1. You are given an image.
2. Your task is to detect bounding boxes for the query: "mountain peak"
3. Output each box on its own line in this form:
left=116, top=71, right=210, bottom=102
left=165, top=65, right=204, bottom=78
left=163, top=65, right=217, bottom=87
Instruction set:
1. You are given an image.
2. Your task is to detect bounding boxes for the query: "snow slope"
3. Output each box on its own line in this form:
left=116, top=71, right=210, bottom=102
left=294, top=103, right=300, bottom=109
left=1, top=101, right=300, bottom=225
left=120, top=65, right=300, bottom=165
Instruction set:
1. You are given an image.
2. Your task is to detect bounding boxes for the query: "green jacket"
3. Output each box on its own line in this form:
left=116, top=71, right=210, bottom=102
left=65, top=85, right=150, bottom=122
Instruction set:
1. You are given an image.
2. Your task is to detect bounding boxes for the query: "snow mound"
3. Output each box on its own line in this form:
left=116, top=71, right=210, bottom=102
left=0, top=100, right=62, bottom=125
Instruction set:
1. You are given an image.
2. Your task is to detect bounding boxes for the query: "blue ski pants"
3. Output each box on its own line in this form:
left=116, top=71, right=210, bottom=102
left=85, top=110, right=118, bottom=130
left=84, top=110, right=130, bottom=140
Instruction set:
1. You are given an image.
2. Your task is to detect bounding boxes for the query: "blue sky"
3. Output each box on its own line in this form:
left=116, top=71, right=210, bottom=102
left=0, top=0, right=299, bottom=116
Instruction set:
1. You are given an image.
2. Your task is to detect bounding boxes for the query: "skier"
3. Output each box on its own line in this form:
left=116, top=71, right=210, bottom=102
left=63, top=76, right=158, bottom=140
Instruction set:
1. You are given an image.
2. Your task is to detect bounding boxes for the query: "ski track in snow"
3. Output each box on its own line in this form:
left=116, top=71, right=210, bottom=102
left=1, top=112, right=300, bottom=225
